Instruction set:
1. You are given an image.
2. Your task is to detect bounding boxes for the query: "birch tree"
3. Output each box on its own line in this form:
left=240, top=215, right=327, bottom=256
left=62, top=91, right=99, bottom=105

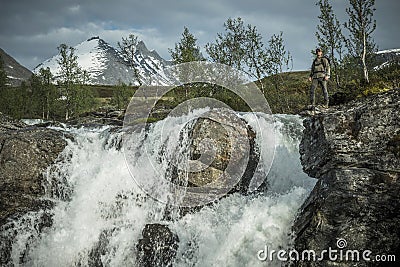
left=316, top=0, right=346, bottom=87
left=118, top=34, right=142, bottom=86
left=344, top=0, right=377, bottom=84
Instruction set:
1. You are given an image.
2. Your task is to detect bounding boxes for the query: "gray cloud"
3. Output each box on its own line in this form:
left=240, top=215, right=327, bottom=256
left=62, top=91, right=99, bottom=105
left=0, top=0, right=398, bottom=71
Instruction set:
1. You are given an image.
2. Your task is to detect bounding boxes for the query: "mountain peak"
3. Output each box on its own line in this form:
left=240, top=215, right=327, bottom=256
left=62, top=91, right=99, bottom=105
left=34, top=37, right=171, bottom=86
left=136, top=40, right=147, bottom=51
left=87, top=36, right=100, bottom=42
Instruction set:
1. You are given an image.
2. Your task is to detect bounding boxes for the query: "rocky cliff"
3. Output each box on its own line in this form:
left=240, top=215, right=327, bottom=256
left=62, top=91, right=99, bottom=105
left=294, top=88, right=400, bottom=266
left=0, top=113, right=69, bottom=264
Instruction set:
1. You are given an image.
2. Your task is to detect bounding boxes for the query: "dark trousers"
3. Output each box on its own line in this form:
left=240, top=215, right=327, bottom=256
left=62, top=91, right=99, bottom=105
left=310, top=77, right=329, bottom=105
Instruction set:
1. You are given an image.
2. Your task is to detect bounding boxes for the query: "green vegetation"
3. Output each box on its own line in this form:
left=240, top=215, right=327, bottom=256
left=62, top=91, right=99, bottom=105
left=169, top=26, right=205, bottom=64
left=118, top=34, right=142, bottom=86
left=344, top=0, right=377, bottom=84
left=261, top=71, right=310, bottom=114
left=157, top=83, right=251, bottom=113
left=110, top=81, right=135, bottom=110
left=205, top=17, right=292, bottom=94
left=56, top=44, right=96, bottom=120
left=0, top=46, right=99, bottom=120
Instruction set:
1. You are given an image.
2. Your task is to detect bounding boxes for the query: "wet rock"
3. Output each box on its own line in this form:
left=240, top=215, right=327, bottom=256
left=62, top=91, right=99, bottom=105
left=0, top=113, right=70, bottom=265
left=0, top=113, right=69, bottom=225
left=0, top=209, right=54, bottom=266
left=35, top=120, right=66, bottom=129
left=88, top=229, right=114, bottom=267
left=67, top=110, right=124, bottom=126
left=136, top=223, right=179, bottom=267
left=172, top=109, right=259, bottom=194
left=294, top=89, right=400, bottom=266
left=160, top=109, right=262, bottom=218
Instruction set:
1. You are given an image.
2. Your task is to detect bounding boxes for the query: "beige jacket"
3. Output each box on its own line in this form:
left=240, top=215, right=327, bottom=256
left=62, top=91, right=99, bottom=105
left=310, top=57, right=330, bottom=79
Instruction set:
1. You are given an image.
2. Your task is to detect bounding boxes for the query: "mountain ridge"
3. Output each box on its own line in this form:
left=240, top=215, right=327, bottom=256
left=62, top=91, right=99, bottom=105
left=33, top=36, right=172, bottom=86
left=0, top=48, right=33, bottom=87
left=374, top=48, right=400, bottom=70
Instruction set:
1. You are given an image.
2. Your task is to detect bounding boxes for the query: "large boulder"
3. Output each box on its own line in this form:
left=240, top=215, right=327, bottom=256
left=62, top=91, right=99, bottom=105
left=0, top=113, right=69, bottom=264
left=293, top=89, right=400, bottom=266
left=166, top=109, right=260, bottom=209
left=0, top=116, right=68, bottom=225
left=186, top=110, right=258, bottom=192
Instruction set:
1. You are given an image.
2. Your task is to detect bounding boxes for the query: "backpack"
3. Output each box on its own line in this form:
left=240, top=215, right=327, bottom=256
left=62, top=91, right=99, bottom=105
left=314, top=56, right=330, bottom=70
left=322, top=56, right=330, bottom=68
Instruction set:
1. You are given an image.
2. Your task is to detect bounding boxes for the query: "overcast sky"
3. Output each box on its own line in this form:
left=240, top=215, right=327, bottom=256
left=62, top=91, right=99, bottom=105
left=0, top=0, right=399, bottom=71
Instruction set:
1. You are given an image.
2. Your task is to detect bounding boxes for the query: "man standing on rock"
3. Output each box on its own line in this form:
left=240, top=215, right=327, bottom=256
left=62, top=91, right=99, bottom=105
left=308, top=48, right=330, bottom=109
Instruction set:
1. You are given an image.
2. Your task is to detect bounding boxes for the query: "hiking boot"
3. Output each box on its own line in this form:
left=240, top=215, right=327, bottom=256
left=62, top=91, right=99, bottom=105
left=308, top=104, right=315, bottom=110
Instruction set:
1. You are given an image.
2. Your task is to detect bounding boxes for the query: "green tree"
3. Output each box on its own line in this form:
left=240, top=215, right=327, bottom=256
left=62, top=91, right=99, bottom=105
left=33, top=67, right=59, bottom=119
left=169, top=27, right=205, bottom=97
left=28, top=73, right=42, bottom=116
left=266, top=32, right=292, bottom=90
left=70, top=85, right=96, bottom=116
left=57, top=43, right=80, bottom=120
left=6, top=82, right=30, bottom=119
left=205, top=17, right=291, bottom=93
left=0, top=55, right=30, bottom=118
left=244, top=24, right=269, bottom=93
left=316, top=0, right=346, bottom=87
left=169, top=27, right=204, bottom=64
left=111, top=81, right=132, bottom=110
left=344, top=0, right=377, bottom=84
left=20, top=81, right=32, bottom=117
left=57, top=44, right=94, bottom=120
left=118, top=34, right=142, bottom=86
left=70, top=67, right=96, bottom=116
left=205, top=18, right=247, bottom=70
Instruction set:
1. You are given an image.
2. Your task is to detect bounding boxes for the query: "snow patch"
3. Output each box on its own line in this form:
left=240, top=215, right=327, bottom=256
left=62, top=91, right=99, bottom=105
left=376, top=48, right=400, bottom=54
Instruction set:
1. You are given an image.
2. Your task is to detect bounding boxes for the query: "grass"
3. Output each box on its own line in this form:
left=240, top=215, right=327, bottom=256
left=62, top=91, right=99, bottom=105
left=83, top=84, right=138, bottom=98
left=259, top=71, right=311, bottom=114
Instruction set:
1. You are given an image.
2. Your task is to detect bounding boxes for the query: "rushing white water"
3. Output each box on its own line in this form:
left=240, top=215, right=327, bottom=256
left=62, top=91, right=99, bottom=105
left=2, top=112, right=315, bottom=267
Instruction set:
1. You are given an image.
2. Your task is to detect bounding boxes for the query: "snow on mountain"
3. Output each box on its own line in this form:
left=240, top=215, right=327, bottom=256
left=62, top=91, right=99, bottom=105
left=0, top=47, right=33, bottom=86
left=376, top=48, right=400, bottom=55
left=34, top=36, right=172, bottom=86
left=374, top=48, right=400, bottom=70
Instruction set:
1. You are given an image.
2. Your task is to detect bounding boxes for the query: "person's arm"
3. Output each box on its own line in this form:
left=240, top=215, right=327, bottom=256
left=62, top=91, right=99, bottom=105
left=308, top=60, right=315, bottom=81
left=324, top=58, right=331, bottom=80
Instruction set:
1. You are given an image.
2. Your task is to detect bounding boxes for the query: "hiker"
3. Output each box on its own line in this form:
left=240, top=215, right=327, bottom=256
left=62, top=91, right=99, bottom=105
left=308, top=48, right=330, bottom=108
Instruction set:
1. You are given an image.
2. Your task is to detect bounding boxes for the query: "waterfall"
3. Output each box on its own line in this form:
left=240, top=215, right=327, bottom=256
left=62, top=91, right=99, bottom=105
left=2, top=112, right=315, bottom=266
